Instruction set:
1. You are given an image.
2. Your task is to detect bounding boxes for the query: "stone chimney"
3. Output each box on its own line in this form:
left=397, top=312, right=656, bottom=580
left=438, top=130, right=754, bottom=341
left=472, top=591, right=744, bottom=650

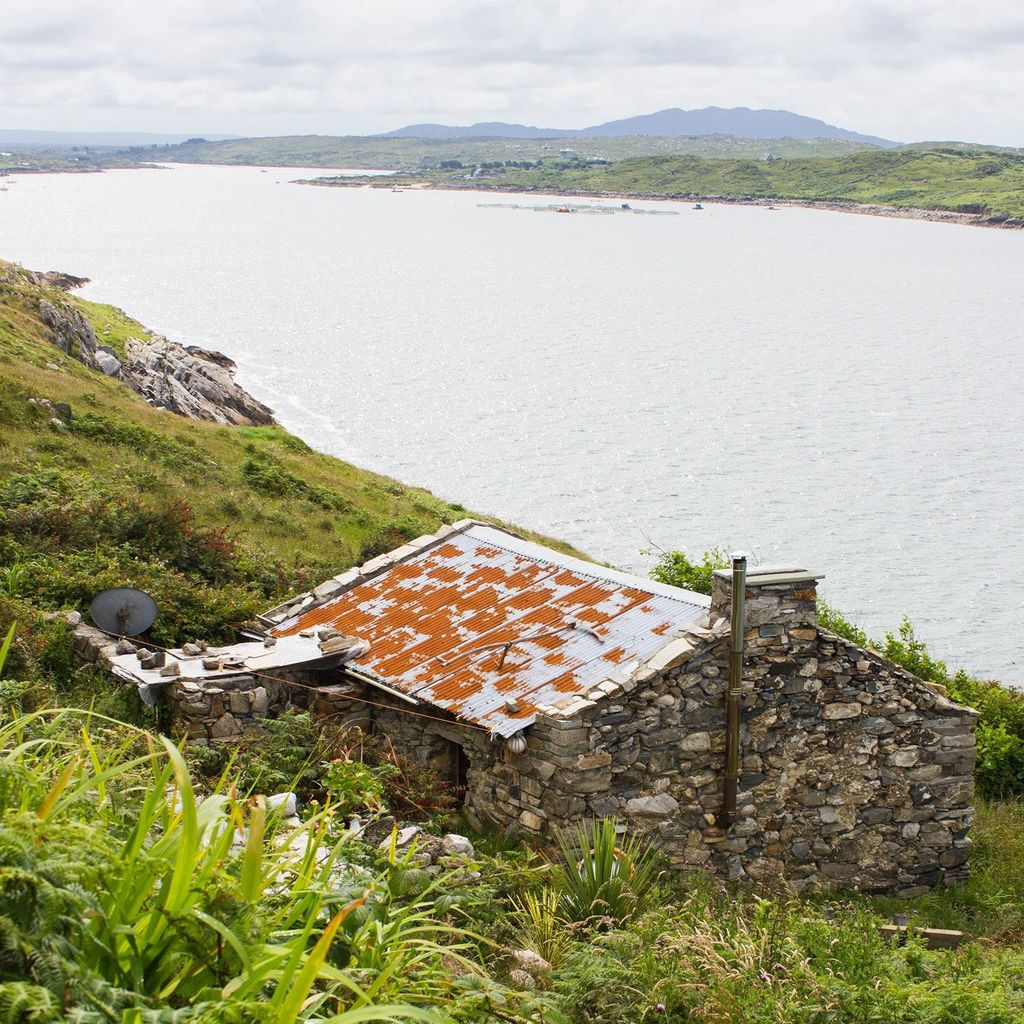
left=710, top=565, right=823, bottom=631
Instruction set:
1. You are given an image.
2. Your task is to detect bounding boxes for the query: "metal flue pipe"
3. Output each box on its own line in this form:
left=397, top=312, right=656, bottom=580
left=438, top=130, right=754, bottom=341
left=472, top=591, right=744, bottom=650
left=719, top=552, right=747, bottom=828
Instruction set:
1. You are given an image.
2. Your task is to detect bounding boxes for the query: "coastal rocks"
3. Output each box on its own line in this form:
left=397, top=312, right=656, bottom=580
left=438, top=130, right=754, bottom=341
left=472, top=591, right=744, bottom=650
left=94, top=348, right=121, bottom=376
left=37, top=271, right=91, bottom=291
left=31, top=265, right=273, bottom=427
left=39, top=298, right=100, bottom=367
left=120, top=336, right=275, bottom=426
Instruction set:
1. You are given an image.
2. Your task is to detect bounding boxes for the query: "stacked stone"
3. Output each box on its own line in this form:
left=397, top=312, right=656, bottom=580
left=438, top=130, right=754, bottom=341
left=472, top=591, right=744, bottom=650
left=564, top=574, right=979, bottom=894
left=168, top=678, right=364, bottom=743
left=70, top=620, right=118, bottom=668
left=167, top=676, right=271, bottom=741
left=476, top=572, right=977, bottom=895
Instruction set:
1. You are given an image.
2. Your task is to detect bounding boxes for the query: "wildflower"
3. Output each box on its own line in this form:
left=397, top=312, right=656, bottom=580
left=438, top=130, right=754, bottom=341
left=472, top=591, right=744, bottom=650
left=656, top=1004, right=666, bottom=1013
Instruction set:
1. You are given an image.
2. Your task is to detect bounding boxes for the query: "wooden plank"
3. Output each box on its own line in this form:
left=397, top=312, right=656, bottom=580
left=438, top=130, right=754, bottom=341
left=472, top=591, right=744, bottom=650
left=880, top=924, right=965, bottom=950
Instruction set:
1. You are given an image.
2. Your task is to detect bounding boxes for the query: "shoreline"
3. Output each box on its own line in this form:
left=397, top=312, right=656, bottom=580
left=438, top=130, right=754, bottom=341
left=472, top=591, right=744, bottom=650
left=6, top=159, right=1021, bottom=230
left=299, top=176, right=1024, bottom=230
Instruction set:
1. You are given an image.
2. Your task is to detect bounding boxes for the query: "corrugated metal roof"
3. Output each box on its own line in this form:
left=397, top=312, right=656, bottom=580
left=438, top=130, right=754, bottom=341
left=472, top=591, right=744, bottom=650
left=275, top=524, right=709, bottom=736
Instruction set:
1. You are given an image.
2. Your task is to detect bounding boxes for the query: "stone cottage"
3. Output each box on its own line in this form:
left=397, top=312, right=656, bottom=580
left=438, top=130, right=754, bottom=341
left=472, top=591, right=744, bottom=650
left=93, top=518, right=978, bottom=894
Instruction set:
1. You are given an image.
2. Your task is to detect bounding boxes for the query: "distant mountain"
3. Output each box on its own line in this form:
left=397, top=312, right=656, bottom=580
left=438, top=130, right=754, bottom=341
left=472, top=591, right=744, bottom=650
left=382, top=121, right=570, bottom=140
left=382, top=106, right=899, bottom=148
left=0, top=129, right=238, bottom=148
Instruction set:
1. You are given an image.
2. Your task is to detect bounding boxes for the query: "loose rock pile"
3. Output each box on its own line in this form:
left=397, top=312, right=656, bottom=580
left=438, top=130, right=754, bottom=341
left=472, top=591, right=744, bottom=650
left=378, top=825, right=482, bottom=883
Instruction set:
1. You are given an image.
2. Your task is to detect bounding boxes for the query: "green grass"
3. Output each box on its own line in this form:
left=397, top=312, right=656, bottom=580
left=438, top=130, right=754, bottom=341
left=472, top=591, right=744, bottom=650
left=329, top=146, right=1024, bottom=220
left=111, top=133, right=884, bottom=172
left=73, top=296, right=150, bottom=359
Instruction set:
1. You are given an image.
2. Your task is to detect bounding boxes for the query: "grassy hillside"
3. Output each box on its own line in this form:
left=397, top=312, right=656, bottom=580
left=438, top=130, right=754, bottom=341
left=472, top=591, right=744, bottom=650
left=0, top=260, right=578, bottom=655
left=0, top=147, right=143, bottom=174
left=117, top=132, right=882, bottom=170
left=3, top=258, right=1024, bottom=1022
left=331, top=147, right=1024, bottom=219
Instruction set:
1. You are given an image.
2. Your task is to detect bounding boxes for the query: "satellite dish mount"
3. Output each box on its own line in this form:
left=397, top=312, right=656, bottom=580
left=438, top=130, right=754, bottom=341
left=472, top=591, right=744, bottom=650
left=90, top=588, right=158, bottom=637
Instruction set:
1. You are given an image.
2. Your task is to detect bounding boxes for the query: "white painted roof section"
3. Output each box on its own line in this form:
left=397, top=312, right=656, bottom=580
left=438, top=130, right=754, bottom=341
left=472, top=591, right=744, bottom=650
left=108, top=633, right=338, bottom=689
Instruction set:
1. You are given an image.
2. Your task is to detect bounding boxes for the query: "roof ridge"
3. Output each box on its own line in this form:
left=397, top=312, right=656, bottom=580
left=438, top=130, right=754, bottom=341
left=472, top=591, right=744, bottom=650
left=464, top=524, right=711, bottom=608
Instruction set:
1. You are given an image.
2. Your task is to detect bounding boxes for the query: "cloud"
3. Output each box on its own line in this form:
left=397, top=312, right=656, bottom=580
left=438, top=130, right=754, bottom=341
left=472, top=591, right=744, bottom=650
left=1, top=0, right=1021, bottom=144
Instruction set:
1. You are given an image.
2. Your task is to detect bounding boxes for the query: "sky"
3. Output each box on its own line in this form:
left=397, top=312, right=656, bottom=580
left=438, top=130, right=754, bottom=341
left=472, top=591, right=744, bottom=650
left=2, top=0, right=1022, bottom=145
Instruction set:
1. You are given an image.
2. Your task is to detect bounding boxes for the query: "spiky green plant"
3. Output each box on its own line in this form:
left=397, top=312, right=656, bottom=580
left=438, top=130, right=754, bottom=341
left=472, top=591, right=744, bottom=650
left=554, top=819, right=660, bottom=927
left=509, top=886, right=572, bottom=966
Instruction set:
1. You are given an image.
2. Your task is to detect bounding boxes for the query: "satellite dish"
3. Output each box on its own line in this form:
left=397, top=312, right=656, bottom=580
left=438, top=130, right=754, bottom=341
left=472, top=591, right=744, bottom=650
left=90, top=588, right=158, bottom=637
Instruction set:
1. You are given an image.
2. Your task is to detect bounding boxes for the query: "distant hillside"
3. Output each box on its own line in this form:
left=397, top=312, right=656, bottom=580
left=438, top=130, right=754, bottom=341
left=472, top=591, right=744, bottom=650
left=382, top=106, right=898, bottom=147
left=381, top=121, right=567, bottom=140
left=312, top=148, right=1024, bottom=223
left=116, top=132, right=882, bottom=173
left=0, top=129, right=237, bottom=149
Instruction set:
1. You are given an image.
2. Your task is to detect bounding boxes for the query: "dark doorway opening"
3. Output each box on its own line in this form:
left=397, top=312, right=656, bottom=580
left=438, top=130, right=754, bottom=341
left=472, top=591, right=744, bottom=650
left=444, top=739, right=469, bottom=807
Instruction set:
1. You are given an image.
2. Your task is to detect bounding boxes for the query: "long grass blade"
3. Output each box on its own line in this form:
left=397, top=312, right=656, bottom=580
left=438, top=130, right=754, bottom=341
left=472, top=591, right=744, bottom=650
left=240, top=795, right=267, bottom=902
left=0, top=624, right=14, bottom=676
left=275, top=898, right=365, bottom=1022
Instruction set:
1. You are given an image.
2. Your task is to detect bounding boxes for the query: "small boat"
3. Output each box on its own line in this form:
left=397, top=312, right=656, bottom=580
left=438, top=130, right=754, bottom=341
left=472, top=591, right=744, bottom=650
left=693, top=203, right=704, bottom=210
left=555, top=204, right=575, bottom=214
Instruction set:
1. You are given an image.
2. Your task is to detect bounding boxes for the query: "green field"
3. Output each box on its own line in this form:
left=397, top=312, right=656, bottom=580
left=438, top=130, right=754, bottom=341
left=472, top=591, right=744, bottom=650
left=346, top=147, right=1024, bottom=219
left=117, top=132, right=881, bottom=170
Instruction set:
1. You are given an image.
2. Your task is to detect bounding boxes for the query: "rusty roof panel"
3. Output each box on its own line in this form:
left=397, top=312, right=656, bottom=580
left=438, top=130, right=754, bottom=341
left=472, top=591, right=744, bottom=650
left=276, top=524, right=709, bottom=736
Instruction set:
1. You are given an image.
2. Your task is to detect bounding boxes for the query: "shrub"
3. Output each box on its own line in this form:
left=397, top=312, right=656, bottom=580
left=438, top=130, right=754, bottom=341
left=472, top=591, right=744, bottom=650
left=321, top=757, right=396, bottom=816
left=510, top=886, right=573, bottom=967
left=186, top=709, right=324, bottom=797
left=68, top=412, right=210, bottom=472
left=648, top=546, right=728, bottom=595
left=241, top=452, right=353, bottom=512
left=817, top=600, right=870, bottom=646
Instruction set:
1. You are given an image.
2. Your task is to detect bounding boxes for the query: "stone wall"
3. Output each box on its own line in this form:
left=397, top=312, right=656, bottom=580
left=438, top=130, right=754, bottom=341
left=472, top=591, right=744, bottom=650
left=366, top=697, right=507, bottom=823
left=69, top=620, right=366, bottom=742
left=499, top=574, right=979, bottom=895
left=71, top=573, right=979, bottom=894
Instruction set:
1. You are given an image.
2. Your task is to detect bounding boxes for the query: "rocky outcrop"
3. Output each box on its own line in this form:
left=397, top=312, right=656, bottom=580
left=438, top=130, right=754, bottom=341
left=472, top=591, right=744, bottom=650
left=36, top=290, right=275, bottom=427
left=37, top=271, right=91, bottom=291
left=38, top=298, right=101, bottom=368
left=120, top=336, right=274, bottom=426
